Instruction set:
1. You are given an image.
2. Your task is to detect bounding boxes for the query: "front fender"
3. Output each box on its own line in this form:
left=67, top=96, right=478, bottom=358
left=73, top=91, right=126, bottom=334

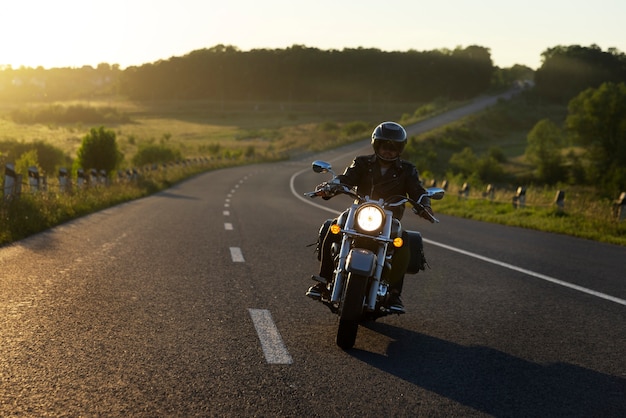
left=346, top=248, right=376, bottom=277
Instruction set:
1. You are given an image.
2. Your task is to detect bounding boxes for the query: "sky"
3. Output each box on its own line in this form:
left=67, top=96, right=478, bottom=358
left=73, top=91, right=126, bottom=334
left=1, top=0, right=624, bottom=71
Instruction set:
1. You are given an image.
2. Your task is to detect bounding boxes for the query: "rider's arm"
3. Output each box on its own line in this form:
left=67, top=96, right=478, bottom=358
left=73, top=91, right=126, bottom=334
left=315, top=157, right=363, bottom=199
left=405, top=163, right=435, bottom=221
left=336, top=157, right=366, bottom=188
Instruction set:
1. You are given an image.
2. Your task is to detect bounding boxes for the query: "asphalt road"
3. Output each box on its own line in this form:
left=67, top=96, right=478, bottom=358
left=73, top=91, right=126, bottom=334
left=1, top=95, right=625, bottom=416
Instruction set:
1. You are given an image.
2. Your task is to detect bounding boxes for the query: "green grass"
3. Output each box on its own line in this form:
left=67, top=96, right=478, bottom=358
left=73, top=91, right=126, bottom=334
left=1, top=99, right=429, bottom=164
left=432, top=182, right=626, bottom=246
left=0, top=162, right=217, bottom=245
left=1, top=95, right=625, bottom=247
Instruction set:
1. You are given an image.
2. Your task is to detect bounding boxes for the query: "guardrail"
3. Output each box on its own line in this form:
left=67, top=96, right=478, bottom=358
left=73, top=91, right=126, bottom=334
left=2, top=159, right=209, bottom=201
left=426, top=179, right=625, bottom=222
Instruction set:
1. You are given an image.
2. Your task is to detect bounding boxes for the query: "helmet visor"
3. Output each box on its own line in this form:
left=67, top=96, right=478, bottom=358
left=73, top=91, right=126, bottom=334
left=378, top=140, right=403, bottom=153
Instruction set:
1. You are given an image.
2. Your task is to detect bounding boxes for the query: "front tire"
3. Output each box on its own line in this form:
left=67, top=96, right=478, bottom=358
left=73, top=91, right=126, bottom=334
left=336, top=319, right=358, bottom=349
left=336, top=273, right=367, bottom=349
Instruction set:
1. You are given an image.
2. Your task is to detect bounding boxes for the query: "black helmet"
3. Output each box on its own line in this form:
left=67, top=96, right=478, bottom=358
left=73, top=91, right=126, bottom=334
left=371, top=121, right=407, bottom=162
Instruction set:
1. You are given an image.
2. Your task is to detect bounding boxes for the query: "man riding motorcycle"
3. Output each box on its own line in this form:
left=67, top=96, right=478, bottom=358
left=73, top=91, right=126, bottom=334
left=307, top=121, right=435, bottom=312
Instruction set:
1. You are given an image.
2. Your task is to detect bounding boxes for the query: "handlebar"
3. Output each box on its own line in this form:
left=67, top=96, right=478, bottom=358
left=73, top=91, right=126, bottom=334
left=305, top=182, right=358, bottom=199
left=304, top=183, right=439, bottom=223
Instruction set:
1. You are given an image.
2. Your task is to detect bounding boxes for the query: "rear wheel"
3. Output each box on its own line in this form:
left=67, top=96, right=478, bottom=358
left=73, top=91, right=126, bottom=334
left=336, top=273, right=367, bottom=349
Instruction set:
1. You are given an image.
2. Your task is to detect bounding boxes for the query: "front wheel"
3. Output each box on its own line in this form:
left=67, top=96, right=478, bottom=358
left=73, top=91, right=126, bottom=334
left=336, top=319, right=358, bottom=349
left=336, top=273, right=367, bottom=349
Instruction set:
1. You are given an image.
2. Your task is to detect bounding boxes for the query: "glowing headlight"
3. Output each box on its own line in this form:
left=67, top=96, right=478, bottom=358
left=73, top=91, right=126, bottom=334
left=355, top=205, right=384, bottom=232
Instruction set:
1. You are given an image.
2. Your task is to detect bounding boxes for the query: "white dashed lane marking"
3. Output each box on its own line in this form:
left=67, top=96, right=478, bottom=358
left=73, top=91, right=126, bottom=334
left=248, top=309, right=293, bottom=365
left=224, top=174, right=293, bottom=364
left=230, top=247, right=245, bottom=262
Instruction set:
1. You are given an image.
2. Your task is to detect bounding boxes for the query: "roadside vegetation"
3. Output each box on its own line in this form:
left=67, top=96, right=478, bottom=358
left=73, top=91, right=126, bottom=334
left=404, top=85, right=626, bottom=246
left=1, top=43, right=625, bottom=246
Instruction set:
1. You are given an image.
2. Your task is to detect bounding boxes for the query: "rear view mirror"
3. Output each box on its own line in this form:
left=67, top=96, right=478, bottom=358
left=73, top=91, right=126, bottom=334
left=427, top=187, right=445, bottom=200
left=312, top=160, right=333, bottom=174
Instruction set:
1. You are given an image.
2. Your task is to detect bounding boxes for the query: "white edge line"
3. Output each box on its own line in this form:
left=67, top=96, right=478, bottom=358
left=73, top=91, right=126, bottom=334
left=290, top=169, right=626, bottom=307
left=423, top=238, right=626, bottom=306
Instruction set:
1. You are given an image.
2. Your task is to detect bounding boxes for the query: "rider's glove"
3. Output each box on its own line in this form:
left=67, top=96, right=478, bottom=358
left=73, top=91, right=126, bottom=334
left=416, top=205, right=435, bottom=223
left=315, top=182, right=338, bottom=200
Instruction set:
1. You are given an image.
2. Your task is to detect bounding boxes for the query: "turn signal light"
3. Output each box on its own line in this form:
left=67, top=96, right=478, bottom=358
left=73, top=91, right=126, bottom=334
left=393, top=237, right=404, bottom=248
left=330, top=224, right=341, bottom=234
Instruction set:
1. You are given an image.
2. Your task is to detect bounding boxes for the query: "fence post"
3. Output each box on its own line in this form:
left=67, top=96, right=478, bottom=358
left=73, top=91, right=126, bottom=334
left=4, top=163, right=17, bottom=200
left=554, top=190, right=565, bottom=212
left=28, top=166, right=39, bottom=193
left=513, top=186, right=526, bottom=208
left=89, top=169, right=98, bottom=187
left=59, top=167, right=69, bottom=193
left=99, top=169, right=107, bottom=186
left=77, top=169, right=86, bottom=189
left=459, top=182, right=470, bottom=200
left=484, top=184, right=495, bottom=201
left=613, top=192, right=626, bottom=222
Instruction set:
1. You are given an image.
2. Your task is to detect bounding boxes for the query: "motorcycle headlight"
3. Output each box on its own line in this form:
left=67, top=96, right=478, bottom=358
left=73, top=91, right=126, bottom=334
left=355, top=204, right=385, bottom=233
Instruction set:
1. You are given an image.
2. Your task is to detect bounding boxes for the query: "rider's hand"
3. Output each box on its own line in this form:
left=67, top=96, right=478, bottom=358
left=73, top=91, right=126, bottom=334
left=419, top=206, right=435, bottom=223
left=315, top=182, right=336, bottom=200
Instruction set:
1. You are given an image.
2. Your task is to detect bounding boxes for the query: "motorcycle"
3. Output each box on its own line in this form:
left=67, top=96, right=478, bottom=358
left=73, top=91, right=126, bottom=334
left=304, top=160, right=444, bottom=349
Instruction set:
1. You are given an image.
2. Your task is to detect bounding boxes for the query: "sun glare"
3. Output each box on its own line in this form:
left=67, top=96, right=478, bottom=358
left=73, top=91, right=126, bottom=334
left=0, top=0, right=623, bottom=70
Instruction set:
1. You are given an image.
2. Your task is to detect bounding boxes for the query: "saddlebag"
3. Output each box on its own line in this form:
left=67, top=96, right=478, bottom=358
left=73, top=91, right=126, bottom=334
left=406, top=230, right=427, bottom=274
left=316, top=219, right=334, bottom=261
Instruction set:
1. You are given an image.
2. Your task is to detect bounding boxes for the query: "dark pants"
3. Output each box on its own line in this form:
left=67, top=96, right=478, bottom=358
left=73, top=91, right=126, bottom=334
left=318, top=222, right=409, bottom=293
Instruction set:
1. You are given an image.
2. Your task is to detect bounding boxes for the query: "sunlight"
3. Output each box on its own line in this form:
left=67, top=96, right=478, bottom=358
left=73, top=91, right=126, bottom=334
left=0, top=0, right=623, bottom=70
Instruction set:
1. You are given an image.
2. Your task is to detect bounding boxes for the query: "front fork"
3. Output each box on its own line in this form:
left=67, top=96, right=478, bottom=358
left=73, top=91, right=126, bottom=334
left=330, top=234, right=389, bottom=312
left=330, top=234, right=351, bottom=303
left=366, top=243, right=388, bottom=311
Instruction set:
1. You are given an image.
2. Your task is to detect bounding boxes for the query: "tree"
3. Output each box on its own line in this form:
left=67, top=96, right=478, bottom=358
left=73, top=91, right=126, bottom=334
left=75, top=126, right=123, bottom=173
left=535, top=45, right=626, bottom=103
left=525, top=119, right=566, bottom=184
left=32, top=141, right=70, bottom=174
left=449, top=147, right=478, bottom=177
left=565, top=82, right=626, bottom=192
left=15, top=149, right=39, bottom=178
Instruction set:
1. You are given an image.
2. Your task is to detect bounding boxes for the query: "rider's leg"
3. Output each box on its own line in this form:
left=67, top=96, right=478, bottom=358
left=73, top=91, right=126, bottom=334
left=386, top=233, right=410, bottom=312
left=318, top=223, right=340, bottom=280
left=307, top=220, right=338, bottom=298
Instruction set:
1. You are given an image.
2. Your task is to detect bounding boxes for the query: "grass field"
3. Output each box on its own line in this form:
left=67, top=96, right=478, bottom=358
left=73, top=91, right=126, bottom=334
left=1, top=96, right=624, bottom=246
left=0, top=99, right=433, bottom=164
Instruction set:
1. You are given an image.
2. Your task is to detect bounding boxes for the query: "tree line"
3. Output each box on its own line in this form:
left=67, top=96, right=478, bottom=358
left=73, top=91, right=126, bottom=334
left=118, top=44, right=495, bottom=102
left=534, top=44, right=626, bottom=102
left=2, top=43, right=625, bottom=196
left=0, top=45, right=496, bottom=103
left=404, top=44, right=626, bottom=197
left=2, top=43, right=623, bottom=106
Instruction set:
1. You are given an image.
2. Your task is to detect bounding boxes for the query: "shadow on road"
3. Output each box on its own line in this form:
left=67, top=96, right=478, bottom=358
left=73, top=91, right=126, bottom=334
left=352, top=322, right=625, bottom=417
left=155, top=190, right=200, bottom=200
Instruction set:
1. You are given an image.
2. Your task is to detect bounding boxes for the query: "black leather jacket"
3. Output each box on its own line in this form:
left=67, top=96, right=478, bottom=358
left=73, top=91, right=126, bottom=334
left=336, top=154, right=430, bottom=220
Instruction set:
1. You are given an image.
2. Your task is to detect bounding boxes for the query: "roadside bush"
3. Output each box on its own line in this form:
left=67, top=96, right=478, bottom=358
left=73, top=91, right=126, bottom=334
left=448, top=147, right=507, bottom=184
left=75, top=126, right=123, bottom=174
left=340, top=121, right=368, bottom=137
left=132, top=144, right=182, bottom=166
left=0, top=140, right=69, bottom=175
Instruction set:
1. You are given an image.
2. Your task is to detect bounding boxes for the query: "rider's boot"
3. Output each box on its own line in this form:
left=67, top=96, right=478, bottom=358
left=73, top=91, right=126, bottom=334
left=386, top=289, right=405, bottom=313
left=306, top=276, right=329, bottom=299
